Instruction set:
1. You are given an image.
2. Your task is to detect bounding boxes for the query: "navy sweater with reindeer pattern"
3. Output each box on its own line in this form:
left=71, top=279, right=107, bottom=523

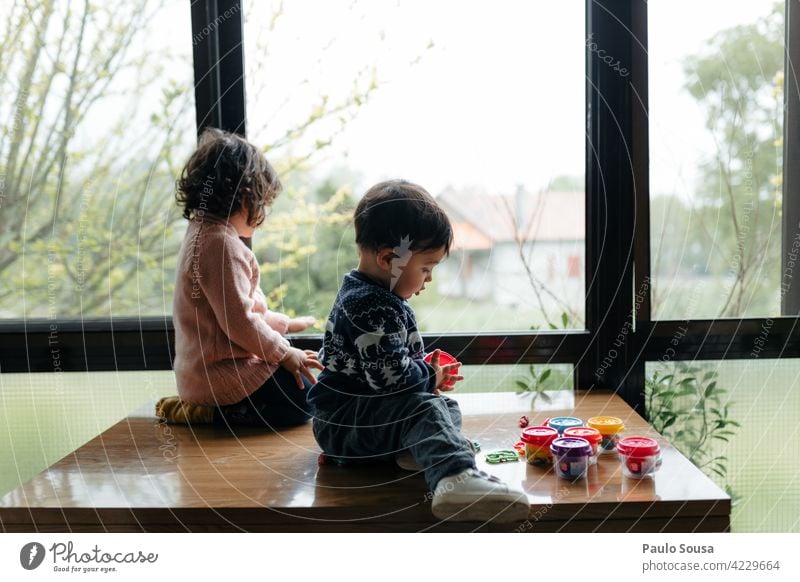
left=307, top=270, right=436, bottom=411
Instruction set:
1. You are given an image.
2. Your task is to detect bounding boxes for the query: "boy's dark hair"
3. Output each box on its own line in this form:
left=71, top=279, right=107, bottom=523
left=176, top=127, right=281, bottom=227
left=354, top=180, right=453, bottom=254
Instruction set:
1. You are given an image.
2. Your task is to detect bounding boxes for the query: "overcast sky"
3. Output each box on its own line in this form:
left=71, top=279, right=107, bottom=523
left=143, top=0, right=782, bottom=199
left=241, top=0, right=779, bottom=199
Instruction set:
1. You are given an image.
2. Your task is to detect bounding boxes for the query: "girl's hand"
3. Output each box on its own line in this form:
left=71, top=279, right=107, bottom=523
left=287, top=316, right=316, bottom=333
left=427, top=349, right=464, bottom=395
left=280, top=348, right=324, bottom=389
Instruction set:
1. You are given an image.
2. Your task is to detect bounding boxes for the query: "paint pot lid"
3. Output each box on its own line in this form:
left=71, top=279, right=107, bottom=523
left=423, top=350, right=458, bottom=365
left=521, top=426, right=559, bottom=446
left=564, top=426, right=602, bottom=445
left=616, top=436, right=660, bottom=457
left=587, top=416, right=625, bottom=433
left=550, top=436, right=593, bottom=457
left=547, top=417, right=584, bottom=431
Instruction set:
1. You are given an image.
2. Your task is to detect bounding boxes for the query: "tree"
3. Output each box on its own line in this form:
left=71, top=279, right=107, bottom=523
left=656, top=2, right=784, bottom=318
left=0, top=0, right=194, bottom=318
left=255, top=170, right=358, bottom=324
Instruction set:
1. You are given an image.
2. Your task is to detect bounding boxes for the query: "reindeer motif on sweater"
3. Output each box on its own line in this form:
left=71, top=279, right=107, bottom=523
left=310, top=270, right=435, bottom=404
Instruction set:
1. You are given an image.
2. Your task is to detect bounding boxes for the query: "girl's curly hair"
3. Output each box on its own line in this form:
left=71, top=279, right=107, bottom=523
left=176, top=128, right=281, bottom=227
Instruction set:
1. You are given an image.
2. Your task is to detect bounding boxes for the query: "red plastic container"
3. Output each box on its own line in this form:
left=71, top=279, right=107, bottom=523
left=521, top=426, right=559, bottom=466
left=423, top=350, right=461, bottom=386
left=616, top=436, right=661, bottom=479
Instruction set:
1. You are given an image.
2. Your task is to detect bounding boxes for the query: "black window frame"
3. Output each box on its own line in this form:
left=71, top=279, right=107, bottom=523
left=2, top=0, right=797, bottom=422
left=633, top=0, right=800, bottom=402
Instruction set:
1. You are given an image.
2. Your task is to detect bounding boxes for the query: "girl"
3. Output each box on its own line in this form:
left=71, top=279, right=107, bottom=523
left=158, top=128, right=323, bottom=427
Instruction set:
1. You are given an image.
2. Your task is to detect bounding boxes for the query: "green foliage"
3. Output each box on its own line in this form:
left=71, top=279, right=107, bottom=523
left=514, top=311, right=574, bottom=404
left=0, top=1, right=379, bottom=320
left=0, top=0, right=194, bottom=318
left=546, top=174, right=583, bottom=192
left=254, top=172, right=358, bottom=327
left=646, top=363, right=740, bottom=499
left=515, top=365, right=553, bottom=405
left=514, top=360, right=571, bottom=405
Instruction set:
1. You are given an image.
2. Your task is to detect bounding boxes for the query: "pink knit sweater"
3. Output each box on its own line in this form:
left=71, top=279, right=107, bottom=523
left=172, top=213, right=290, bottom=406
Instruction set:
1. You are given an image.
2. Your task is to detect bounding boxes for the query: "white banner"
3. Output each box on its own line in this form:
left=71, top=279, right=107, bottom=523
left=1, top=533, right=798, bottom=581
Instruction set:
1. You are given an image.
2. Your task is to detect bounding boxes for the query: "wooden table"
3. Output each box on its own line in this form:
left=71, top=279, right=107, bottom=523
left=0, top=390, right=730, bottom=532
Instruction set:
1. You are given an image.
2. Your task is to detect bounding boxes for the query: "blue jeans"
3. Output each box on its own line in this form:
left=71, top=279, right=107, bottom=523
left=311, top=392, right=476, bottom=489
left=214, top=367, right=312, bottom=428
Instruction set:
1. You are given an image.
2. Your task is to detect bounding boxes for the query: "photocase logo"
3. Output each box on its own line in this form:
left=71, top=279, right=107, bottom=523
left=20, top=542, right=46, bottom=570
left=389, top=235, right=413, bottom=291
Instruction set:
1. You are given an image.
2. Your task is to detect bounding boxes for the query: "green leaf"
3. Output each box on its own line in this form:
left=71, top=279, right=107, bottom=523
left=704, top=381, right=717, bottom=398
left=539, top=369, right=552, bottom=383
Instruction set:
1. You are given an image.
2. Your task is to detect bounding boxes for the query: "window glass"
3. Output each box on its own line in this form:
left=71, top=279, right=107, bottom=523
left=646, top=358, right=800, bottom=532
left=244, top=0, right=585, bottom=332
left=649, top=1, right=785, bottom=319
left=0, top=1, right=196, bottom=319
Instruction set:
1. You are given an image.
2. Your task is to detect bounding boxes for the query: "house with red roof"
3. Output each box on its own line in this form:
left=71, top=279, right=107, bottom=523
left=435, top=188, right=585, bottom=317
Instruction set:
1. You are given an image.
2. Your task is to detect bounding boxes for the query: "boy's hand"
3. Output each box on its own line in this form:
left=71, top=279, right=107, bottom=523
left=287, top=315, right=316, bottom=333
left=280, top=347, right=324, bottom=389
left=427, top=349, right=464, bottom=395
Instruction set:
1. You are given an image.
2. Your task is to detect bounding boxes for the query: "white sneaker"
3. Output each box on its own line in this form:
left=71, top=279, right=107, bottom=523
left=431, top=468, right=529, bottom=523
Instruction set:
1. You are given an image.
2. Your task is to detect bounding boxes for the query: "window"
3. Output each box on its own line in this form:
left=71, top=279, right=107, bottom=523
left=243, top=0, right=585, bottom=332
left=0, top=0, right=196, bottom=319
left=648, top=0, right=785, bottom=319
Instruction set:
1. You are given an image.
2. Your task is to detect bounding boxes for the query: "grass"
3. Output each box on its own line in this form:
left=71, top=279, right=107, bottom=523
left=408, top=283, right=580, bottom=332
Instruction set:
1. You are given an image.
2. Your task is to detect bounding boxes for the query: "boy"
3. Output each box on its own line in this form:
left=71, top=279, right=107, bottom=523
left=308, top=179, right=529, bottom=523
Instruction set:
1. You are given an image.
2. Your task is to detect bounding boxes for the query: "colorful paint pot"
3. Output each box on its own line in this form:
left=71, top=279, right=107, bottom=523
left=547, top=416, right=584, bottom=435
left=564, top=426, right=603, bottom=464
left=587, top=416, right=625, bottom=453
left=616, top=436, right=661, bottom=479
left=521, top=426, right=559, bottom=467
left=550, top=436, right=593, bottom=479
